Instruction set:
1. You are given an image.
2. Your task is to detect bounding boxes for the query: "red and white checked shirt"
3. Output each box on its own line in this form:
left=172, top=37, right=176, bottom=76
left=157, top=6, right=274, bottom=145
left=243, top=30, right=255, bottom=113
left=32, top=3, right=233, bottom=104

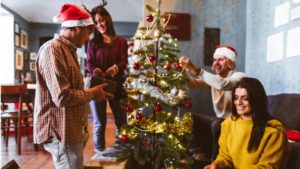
left=34, top=35, right=94, bottom=144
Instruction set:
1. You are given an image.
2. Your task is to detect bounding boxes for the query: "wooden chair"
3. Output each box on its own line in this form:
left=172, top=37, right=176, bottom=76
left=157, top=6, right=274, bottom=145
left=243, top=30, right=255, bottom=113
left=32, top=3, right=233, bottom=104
left=1, top=159, right=21, bottom=169
left=1, top=84, right=33, bottom=155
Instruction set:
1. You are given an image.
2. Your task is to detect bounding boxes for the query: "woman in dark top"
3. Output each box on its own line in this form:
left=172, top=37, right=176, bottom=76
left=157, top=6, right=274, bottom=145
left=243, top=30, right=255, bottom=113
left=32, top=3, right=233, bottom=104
left=87, top=4, right=128, bottom=151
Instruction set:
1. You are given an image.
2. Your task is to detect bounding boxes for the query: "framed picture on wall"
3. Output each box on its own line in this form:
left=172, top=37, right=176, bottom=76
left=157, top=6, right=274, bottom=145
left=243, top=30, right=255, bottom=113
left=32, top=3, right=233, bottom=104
left=30, top=62, right=36, bottom=71
left=30, top=52, right=37, bottom=60
left=20, top=29, right=28, bottom=49
left=15, top=22, right=20, bottom=33
left=15, top=49, right=24, bottom=70
left=15, top=34, right=20, bottom=47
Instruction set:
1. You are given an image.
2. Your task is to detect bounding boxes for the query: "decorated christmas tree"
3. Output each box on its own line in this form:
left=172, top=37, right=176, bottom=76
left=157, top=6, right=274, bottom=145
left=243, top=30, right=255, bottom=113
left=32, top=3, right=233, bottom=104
left=115, top=0, right=194, bottom=168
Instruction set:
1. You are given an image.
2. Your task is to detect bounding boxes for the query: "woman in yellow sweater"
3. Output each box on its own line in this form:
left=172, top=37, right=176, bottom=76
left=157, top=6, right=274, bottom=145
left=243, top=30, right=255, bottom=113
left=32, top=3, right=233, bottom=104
left=204, top=77, right=290, bottom=169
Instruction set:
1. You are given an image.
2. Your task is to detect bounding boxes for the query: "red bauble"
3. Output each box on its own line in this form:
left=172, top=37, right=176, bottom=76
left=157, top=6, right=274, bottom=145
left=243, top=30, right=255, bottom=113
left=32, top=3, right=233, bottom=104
left=185, top=100, right=192, bottom=109
left=163, top=63, right=171, bottom=70
left=123, top=104, right=133, bottom=113
left=133, top=62, right=141, bottom=70
left=174, top=62, right=182, bottom=70
left=128, top=42, right=134, bottom=46
left=136, top=111, right=143, bottom=121
left=143, top=142, right=151, bottom=149
left=146, top=14, right=154, bottom=22
left=153, top=103, right=162, bottom=112
left=148, top=54, right=156, bottom=63
left=121, top=134, right=129, bottom=142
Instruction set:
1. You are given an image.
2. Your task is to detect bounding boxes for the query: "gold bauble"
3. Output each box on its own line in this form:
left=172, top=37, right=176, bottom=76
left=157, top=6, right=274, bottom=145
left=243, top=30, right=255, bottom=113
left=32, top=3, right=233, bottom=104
left=127, top=76, right=134, bottom=83
left=154, top=29, right=162, bottom=38
left=159, top=80, right=169, bottom=89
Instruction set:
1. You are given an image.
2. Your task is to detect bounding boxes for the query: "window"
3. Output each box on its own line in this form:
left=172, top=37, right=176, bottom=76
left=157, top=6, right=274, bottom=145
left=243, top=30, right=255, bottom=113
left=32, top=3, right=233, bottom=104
left=0, top=7, right=14, bottom=84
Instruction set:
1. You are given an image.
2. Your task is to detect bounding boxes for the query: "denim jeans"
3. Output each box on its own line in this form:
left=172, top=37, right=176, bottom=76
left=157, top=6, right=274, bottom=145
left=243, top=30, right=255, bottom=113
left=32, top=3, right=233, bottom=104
left=90, top=99, right=127, bottom=150
left=43, top=136, right=87, bottom=169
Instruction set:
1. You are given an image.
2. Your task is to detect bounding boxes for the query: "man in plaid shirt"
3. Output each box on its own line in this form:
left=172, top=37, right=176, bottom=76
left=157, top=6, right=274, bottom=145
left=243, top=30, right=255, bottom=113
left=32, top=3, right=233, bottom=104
left=34, top=4, right=112, bottom=169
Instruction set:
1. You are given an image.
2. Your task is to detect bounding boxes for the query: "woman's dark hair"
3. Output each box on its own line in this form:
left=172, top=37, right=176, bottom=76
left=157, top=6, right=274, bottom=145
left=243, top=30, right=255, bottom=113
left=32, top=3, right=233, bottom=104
left=231, top=77, right=273, bottom=152
left=90, top=5, right=116, bottom=48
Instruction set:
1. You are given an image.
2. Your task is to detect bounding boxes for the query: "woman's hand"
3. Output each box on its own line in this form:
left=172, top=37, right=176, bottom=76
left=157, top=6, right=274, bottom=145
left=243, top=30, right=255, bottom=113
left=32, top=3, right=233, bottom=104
left=105, top=65, right=118, bottom=77
left=93, top=68, right=105, bottom=78
left=203, top=163, right=217, bottom=169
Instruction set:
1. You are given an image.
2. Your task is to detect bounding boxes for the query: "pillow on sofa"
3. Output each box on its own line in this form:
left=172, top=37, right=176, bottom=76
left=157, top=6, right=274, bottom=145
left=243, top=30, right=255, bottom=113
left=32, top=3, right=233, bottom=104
left=286, top=130, right=300, bottom=142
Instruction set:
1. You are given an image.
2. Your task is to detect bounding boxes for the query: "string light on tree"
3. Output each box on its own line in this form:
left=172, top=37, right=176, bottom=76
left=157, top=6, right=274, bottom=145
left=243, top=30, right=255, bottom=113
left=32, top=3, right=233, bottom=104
left=112, top=0, right=194, bottom=168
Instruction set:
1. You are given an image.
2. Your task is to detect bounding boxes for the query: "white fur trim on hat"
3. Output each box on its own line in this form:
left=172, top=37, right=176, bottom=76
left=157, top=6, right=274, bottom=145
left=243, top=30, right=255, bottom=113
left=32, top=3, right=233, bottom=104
left=61, top=18, right=94, bottom=27
left=213, top=47, right=237, bottom=62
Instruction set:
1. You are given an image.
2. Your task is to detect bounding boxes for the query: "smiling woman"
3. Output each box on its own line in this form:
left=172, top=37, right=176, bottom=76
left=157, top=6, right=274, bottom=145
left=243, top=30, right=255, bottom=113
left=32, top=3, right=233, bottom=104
left=204, top=77, right=291, bottom=169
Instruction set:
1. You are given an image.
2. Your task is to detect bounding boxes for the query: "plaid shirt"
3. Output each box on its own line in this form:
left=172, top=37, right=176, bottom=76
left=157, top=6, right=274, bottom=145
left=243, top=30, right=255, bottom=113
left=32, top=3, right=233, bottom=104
left=34, top=35, right=94, bottom=144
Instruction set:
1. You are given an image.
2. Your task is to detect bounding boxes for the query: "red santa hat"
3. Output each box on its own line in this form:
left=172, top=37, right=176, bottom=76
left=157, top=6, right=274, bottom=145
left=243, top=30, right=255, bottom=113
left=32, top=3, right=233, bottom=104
left=213, top=45, right=237, bottom=62
left=53, top=4, right=94, bottom=28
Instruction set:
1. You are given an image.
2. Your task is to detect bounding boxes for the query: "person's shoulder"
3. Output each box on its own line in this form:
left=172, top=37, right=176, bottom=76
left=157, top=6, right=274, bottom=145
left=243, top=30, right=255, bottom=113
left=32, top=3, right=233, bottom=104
left=231, top=71, right=246, bottom=77
left=39, top=37, right=60, bottom=52
left=266, top=119, right=286, bottom=133
left=38, top=37, right=65, bottom=60
left=116, top=36, right=128, bottom=43
left=222, top=116, right=235, bottom=126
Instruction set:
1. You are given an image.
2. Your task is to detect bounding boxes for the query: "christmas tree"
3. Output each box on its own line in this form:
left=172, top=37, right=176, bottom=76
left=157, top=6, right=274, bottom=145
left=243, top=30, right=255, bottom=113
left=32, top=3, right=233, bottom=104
left=115, top=0, right=193, bottom=168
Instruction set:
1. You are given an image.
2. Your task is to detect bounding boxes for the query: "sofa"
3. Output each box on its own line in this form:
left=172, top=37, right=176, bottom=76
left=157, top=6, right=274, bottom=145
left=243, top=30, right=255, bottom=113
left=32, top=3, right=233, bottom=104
left=192, top=93, right=300, bottom=169
left=268, top=94, right=300, bottom=169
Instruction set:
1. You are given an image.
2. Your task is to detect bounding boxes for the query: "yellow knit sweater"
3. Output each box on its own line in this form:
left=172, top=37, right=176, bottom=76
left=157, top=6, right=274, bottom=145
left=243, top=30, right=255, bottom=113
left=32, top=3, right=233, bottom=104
left=213, top=117, right=290, bottom=169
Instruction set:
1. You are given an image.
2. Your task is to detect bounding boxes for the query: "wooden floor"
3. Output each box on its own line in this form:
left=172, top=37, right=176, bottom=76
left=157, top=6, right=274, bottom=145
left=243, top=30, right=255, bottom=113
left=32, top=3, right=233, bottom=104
left=1, top=114, right=116, bottom=169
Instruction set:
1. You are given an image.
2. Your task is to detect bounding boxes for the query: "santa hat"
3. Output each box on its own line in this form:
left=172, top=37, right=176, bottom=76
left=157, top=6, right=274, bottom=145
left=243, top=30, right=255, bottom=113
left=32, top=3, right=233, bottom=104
left=53, top=4, right=94, bottom=28
left=213, top=45, right=237, bottom=62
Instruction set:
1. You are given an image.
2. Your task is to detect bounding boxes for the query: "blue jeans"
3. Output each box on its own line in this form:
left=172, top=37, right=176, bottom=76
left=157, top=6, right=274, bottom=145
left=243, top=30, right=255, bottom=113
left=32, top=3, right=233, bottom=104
left=43, top=137, right=86, bottom=169
left=90, top=99, right=127, bottom=150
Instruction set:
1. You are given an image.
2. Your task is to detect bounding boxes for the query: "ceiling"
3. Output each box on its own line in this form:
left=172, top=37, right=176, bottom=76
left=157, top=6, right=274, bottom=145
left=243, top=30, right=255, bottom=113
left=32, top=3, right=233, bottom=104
left=1, top=0, right=143, bottom=23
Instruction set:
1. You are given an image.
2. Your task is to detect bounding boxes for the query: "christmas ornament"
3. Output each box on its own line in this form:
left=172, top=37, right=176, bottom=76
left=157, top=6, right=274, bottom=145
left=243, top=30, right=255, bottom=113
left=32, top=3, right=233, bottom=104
left=174, top=62, right=181, bottom=71
left=128, top=42, right=134, bottom=46
left=136, top=111, right=143, bottom=121
left=123, top=104, right=133, bottom=113
left=177, top=89, right=188, bottom=100
left=121, top=134, right=129, bottom=142
left=146, top=14, right=154, bottom=22
left=154, top=29, right=162, bottom=38
left=158, top=80, right=169, bottom=89
left=170, top=87, right=178, bottom=96
left=153, top=103, right=162, bottom=112
left=127, top=76, right=134, bottom=83
left=163, top=63, right=171, bottom=70
left=184, top=100, right=192, bottom=109
left=148, top=54, right=156, bottom=63
left=133, top=62, right=142, bottom=70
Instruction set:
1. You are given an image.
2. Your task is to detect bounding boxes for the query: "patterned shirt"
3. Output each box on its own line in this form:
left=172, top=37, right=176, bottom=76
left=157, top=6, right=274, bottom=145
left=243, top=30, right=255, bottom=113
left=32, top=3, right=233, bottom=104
left=34, top=35, right=94, bottom=144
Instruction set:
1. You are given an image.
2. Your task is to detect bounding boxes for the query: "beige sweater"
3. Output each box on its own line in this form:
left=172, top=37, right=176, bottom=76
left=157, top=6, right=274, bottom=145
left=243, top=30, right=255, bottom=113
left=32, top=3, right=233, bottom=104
left=187, top=70, right=246, bottom=118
